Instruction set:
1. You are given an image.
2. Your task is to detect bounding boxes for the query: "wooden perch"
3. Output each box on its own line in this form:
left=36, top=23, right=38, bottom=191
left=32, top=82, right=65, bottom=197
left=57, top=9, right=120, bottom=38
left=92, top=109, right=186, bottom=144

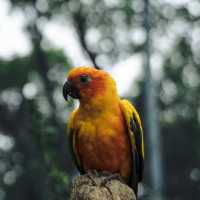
left=70, top=173, right=136, bottom=200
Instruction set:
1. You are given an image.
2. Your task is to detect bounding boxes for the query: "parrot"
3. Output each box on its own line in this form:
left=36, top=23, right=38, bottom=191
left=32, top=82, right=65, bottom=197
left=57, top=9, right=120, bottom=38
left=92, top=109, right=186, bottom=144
left=63, top=66, right=144, bottom=195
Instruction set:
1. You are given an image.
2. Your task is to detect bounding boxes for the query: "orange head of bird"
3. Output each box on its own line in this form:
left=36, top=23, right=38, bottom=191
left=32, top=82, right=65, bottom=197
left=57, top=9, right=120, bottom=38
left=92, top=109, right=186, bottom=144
left=63, top=67, right=112, bottom=101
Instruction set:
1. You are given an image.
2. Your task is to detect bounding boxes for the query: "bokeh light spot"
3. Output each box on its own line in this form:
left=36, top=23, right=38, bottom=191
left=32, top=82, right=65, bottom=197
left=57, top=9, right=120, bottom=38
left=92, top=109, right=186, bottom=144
left=0, top=134, right=15, bottom=152
left=22, top=82, right=37, bottom=99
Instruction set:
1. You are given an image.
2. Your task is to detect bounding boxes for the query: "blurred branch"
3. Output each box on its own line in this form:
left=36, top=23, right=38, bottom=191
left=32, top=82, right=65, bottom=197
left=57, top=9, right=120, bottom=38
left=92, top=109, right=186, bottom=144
left=72, top=10, right=101, bottom=70
left=70, top=173, right=136, bottom=200
left=32, top=28, right=57, bottom=114
left=29, top=23, right=74, bottom=173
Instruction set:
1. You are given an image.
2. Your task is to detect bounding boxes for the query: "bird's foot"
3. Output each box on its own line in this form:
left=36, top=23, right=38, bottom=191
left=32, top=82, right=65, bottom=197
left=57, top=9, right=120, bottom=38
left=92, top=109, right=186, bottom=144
left=100, top=172, right=125, bottom=187
left=100, top=170, right=113, bottom=176
left=100, top=172, right=125, bottom=200
left=86, top=170, right=99, bottom=186
left=88, top=169, right=99, bottom=176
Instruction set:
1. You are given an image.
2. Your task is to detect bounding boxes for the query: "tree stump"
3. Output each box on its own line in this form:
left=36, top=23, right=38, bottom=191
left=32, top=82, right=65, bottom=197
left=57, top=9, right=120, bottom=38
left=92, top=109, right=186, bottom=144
left=70, top=173, right=136, bottom=200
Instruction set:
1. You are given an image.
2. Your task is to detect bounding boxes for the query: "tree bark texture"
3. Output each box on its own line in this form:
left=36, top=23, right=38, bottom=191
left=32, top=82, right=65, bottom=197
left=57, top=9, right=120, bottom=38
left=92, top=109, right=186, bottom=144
left=70, top=173, right=136, bottom=200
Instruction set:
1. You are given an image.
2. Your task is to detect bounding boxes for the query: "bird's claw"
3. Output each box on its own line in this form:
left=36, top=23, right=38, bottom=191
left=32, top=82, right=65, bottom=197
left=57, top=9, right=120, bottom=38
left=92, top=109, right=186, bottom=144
left=86, top=170, right=99, bottom=186
left=100, top=172, right=125, bottom=187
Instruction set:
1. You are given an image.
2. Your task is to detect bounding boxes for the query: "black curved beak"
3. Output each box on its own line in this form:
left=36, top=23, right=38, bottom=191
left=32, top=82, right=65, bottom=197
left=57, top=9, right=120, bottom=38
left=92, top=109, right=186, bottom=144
left=63, top=81, right=80, bottom=101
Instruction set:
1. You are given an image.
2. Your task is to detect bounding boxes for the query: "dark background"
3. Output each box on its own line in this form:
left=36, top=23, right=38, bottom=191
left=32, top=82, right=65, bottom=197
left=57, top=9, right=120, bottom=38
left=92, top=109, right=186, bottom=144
left=0, top=0, right=200, bottom=199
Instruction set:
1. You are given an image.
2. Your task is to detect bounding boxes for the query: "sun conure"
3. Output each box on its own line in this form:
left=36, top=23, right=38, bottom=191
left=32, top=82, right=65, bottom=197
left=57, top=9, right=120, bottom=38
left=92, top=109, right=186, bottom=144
left=63, top=66, right=144, bottom=195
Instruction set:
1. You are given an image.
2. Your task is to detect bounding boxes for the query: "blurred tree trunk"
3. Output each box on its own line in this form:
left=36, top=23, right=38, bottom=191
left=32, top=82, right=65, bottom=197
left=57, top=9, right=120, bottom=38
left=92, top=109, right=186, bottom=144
left=143, top=0, right=164, bottom=197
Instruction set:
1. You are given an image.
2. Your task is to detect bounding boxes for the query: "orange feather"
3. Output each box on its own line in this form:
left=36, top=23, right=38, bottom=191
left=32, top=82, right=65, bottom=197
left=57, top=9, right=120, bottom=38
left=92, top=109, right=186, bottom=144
left=65, top=67, right=144, bottom=194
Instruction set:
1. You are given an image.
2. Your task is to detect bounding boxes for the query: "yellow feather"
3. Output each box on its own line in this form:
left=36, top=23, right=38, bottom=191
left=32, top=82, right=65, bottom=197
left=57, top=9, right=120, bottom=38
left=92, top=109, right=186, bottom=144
left=120, top=99, right=144, bottom=159
left=67, top=109, right=83, bottom=171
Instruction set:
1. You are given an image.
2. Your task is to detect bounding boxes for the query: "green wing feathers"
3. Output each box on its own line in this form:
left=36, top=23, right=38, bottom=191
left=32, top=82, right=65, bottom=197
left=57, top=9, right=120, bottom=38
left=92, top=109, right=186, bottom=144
left=120, top=99, right=144, bottom=183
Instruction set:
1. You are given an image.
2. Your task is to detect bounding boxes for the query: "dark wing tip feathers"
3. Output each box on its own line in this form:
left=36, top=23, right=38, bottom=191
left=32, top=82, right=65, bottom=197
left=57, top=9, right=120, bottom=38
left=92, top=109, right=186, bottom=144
left=130, top=114, right=144, bottom=182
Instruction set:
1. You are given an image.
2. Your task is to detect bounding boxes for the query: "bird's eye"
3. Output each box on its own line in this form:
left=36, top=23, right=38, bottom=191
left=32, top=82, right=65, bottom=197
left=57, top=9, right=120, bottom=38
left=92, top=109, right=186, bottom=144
left=79, top=75, right=91, bottom=84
